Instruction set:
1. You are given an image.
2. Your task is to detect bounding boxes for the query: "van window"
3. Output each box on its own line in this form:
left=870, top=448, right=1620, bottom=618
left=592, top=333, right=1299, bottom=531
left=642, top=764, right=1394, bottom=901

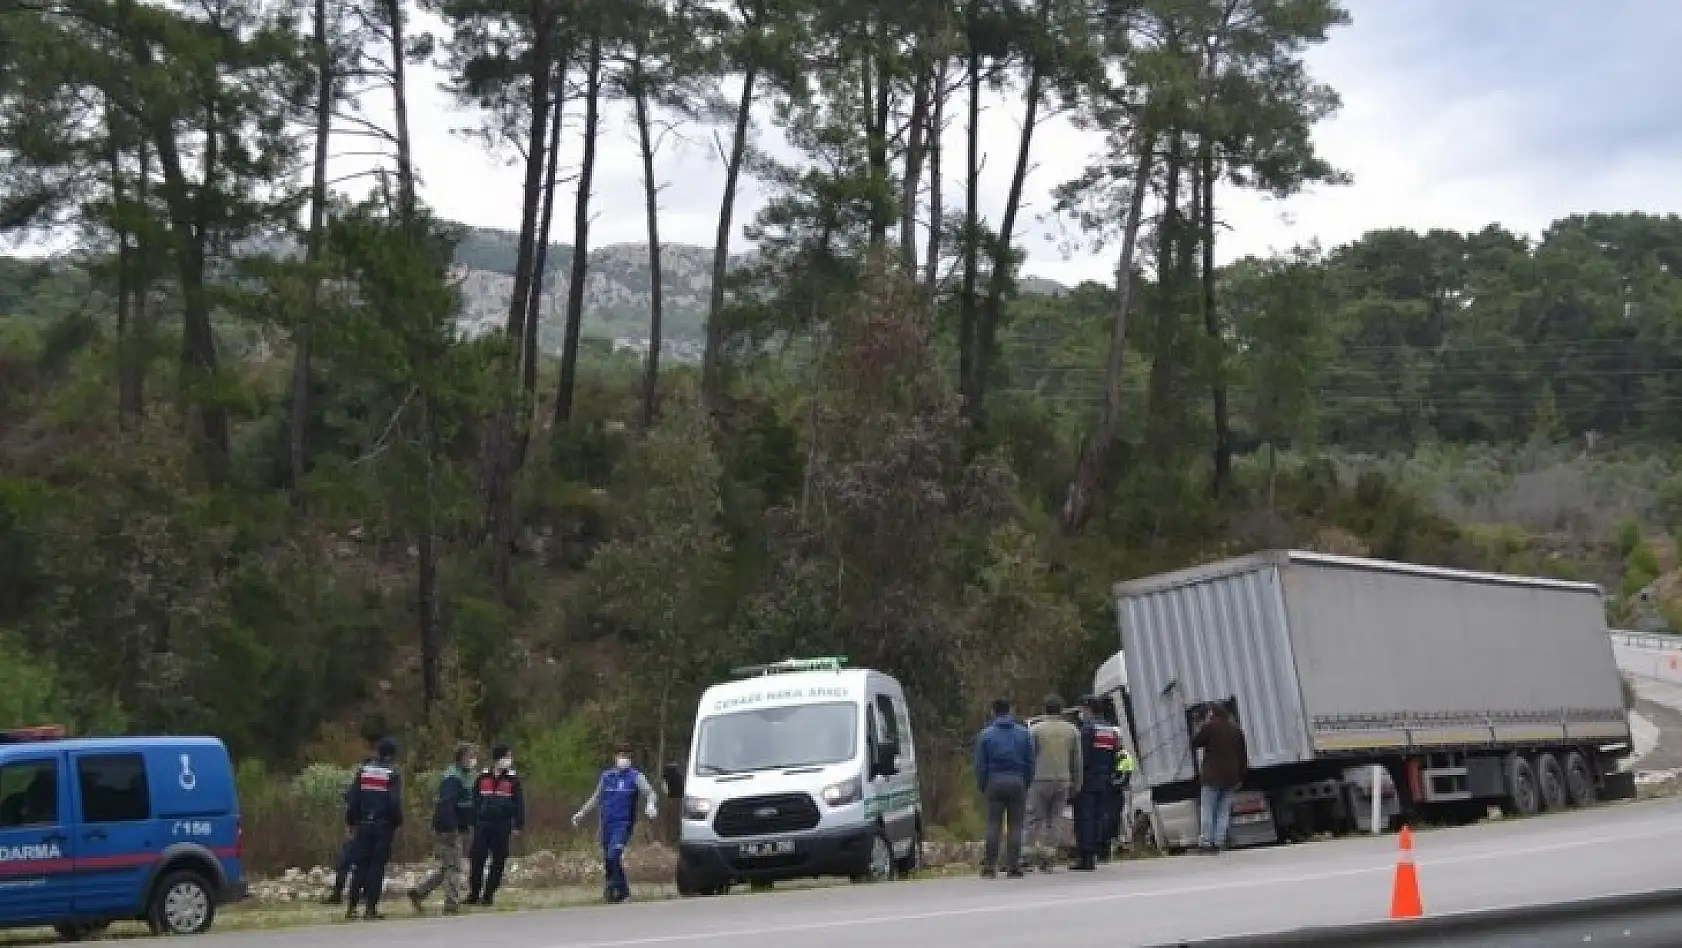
left=0, top=759, right=58, bottom=828
left=77, top=754, right=151, bottom=824
left=874, top=695, right=901, bottom=747
left=695, top=702, right=859, bottom=775
left=894, top=703, right=916, bottom=763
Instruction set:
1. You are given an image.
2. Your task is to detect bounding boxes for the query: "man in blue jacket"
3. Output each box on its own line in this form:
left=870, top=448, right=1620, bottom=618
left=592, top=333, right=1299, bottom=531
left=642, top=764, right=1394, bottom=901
left=973, top=698, right=1034, bottom=878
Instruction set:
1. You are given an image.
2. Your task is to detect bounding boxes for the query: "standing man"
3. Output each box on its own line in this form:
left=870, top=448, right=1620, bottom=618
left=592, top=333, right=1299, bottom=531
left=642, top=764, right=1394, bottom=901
left=1025, top=695, right=1080, bottom=872
left=467, top=743, right=524, bottom=907
left=325, top=743, right=375, bottom=905
left=1192, top=703, right=1248, bottom=853
left=343, top=737, right=404, bottom=920
left=572, top=742, right=658, bottom=903
left=973, top=698, right=1034, bottom=879
left=409, top=742, right=476, bottom=915
left=1072, top=697, right=1117, bottom=871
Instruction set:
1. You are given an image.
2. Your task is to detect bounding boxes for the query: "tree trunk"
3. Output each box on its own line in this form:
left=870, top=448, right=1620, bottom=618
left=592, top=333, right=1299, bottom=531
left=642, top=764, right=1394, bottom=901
left=899, top=66, right=930, bottom=276
left=922, top=65, right=945, bottom=310
left=958, top=49, right=981, bottom=417
left=108, top=106, right=137, bottom=432
left=517, top=57, right=567, bottom=466
left=126, top=142, right=151, bottom=420
left=1059, top=132, right=1157, bottom=535
left=973, top=56, right=1043, bottom=430
left=552, top=36, right=602, bottom=428
left=484, top=4, right=553, bottom=599
left=1142, top=132, right=1187, bottom=463
left=865, top=41, right=892, bottom=249
left=1202, top=137, right=1230, bottom=495
left=176, top=241, right=229, bottom=482
left=633, top=62, right=664, bottom=431
left=149, top=125, right=229, bottom=481
left=290, top=0, right=333, bottom=491
left=383, top=0, right=417, bottom=220
left=418, top=396, right=442, bottom=714
left=700, top=62, right=757, bottom=414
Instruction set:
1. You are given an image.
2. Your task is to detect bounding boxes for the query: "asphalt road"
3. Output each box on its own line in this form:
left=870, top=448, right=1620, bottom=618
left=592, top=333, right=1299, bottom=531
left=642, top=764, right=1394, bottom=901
left=207, top=798, right=1682, bottom=948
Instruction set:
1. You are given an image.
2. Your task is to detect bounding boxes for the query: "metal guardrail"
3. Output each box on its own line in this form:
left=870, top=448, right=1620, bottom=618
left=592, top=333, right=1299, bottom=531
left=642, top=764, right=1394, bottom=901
left=1146, top=887, right=1682, bottom=948
left=1611, top=630, right=1682, bottom=651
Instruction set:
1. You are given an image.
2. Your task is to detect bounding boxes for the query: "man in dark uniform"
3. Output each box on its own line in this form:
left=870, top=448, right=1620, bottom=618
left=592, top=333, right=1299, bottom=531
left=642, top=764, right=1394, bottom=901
left=343, top=737, right=404, bottom=920
left=1072, top=697, right=1118, bottom=871
left=467, top=743, right=524, bottom=906
left=325, top=746, right=375, bottom=905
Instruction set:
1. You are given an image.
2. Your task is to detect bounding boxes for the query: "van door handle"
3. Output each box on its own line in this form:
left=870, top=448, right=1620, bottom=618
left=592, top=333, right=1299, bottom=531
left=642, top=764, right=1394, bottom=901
left=84, top=829, right=107, bottom=841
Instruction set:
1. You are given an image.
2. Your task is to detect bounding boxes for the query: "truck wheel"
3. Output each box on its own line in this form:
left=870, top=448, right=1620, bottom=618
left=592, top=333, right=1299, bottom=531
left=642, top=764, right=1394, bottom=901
left=1503, top=756, right=1540, bottom=817
left=1535, top=753, right=1567, bottom=811
left=53, top=922, right=109, bottom=942
left=1563, top=752, right=1597, bottom=807
left=147, top=870, right=216, bottom=936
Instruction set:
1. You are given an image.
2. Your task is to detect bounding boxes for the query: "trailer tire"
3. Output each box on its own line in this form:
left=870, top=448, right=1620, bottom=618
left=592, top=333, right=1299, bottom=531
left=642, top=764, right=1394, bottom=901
left=1535, top=753, right=1567, bottom=811
left=1563, top=751, right=1596, bottom=808
left=1503, top=756, right=1540, bottom=817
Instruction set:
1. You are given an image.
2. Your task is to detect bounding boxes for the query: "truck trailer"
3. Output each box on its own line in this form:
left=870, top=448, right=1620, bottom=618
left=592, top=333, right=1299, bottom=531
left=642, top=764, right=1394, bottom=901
left=1111, top=550, right=1635, bottom=851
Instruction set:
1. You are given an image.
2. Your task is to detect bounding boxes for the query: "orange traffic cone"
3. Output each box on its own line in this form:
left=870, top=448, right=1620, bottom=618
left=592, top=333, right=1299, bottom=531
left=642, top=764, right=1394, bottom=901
left=1389, top=825, right=1423, bottom=920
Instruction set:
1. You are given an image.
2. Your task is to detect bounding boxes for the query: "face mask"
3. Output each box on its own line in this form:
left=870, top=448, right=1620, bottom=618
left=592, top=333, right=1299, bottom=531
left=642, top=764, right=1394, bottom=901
left=464, top=759, right=477, bottom=772
left=615, top=756, right=631, bottom=770
left=496, top=757, right=512, bottom=771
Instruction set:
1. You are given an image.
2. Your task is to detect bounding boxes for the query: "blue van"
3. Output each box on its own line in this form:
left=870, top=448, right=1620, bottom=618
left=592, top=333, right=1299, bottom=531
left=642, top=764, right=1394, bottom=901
left=0, top=728, right=246, bottom=939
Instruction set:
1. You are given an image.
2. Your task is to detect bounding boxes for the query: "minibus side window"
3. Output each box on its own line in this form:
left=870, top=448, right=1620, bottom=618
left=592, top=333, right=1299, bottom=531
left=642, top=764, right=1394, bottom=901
left=874, top=695, right=900, bottom=749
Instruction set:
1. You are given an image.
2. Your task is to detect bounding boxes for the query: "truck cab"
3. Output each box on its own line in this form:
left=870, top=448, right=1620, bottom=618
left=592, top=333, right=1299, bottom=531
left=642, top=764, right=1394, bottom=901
left=0, top=727, right=245, bottom=940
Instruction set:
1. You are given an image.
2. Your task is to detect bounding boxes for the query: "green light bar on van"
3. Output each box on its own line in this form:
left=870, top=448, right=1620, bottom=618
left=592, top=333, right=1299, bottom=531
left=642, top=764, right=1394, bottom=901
left=730, top=656, right=848, bottom=677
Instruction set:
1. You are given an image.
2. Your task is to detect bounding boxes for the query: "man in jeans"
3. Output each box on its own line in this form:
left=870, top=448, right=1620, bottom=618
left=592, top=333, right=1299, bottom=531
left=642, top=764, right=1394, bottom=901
left=1192, top=704, right=1248, bottom=852
left=973, top=698, right=1035, bottom=878
left=1026, top=695, right=1080, bottom=872
left=409, top=743, right=476, bottom=914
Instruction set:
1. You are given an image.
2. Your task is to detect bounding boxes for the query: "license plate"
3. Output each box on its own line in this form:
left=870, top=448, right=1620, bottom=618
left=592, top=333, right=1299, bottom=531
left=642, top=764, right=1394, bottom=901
left=1233, top=812, right=1268, bottom=825
left=738, top=839, right=795, bottom=858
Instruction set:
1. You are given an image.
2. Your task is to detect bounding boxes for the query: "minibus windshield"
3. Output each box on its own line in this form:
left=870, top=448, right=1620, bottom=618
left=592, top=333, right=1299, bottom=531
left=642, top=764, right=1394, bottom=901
left=694, top=701, right=858, bottom=774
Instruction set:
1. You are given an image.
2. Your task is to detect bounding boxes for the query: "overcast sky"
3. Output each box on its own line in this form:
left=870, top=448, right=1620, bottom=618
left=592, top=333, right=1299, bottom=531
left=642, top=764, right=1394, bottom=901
left=17, top=0, right=1681, bottom=284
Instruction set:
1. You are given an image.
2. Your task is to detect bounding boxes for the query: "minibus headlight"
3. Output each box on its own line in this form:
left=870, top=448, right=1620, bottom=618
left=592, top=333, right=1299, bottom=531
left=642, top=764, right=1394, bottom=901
left=682, top=796, right=714, bottom=820
left=821, top=777, right=863, bottom=806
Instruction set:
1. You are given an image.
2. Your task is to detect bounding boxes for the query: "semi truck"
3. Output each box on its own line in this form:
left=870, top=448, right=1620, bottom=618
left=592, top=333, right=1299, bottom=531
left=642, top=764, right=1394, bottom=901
left=1104, top=550, right=1636, bottom=851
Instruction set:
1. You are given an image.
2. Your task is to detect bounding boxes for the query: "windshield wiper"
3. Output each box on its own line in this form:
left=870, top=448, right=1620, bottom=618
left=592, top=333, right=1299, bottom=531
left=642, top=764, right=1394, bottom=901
left=695, top=764, right=741, bottom=776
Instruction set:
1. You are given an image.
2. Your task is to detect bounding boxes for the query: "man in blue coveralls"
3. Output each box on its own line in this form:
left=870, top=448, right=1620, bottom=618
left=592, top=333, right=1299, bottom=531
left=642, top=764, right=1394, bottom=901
left=571, top=742, right=658, bottom=903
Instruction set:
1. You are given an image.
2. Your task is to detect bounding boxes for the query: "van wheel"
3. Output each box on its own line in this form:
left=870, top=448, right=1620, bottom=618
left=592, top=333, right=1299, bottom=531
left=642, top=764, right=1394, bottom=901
left=893, top=824, right=922, bottom=878
left=851, top=828, right=893, bottom=883
left=676, top=864, right=727, bottom=898
left=53, top=922, right=108, bottom=942
left=147, top=870, right=216, bottom=936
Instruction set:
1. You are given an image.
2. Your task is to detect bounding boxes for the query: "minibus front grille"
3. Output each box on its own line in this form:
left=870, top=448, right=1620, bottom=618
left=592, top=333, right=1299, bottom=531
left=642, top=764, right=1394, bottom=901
left=713, top=793, right=822, bottom=837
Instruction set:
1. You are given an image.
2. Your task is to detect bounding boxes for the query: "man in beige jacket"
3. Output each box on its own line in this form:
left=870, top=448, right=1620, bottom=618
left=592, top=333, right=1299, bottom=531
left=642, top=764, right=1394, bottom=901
left=1026, top=695, right=1081, bottom=871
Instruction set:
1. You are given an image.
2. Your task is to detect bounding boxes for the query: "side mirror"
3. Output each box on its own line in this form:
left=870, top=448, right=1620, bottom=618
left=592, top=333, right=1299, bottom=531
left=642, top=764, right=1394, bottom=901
left=872, top=743, right=898, bottom=778
left=662, top=763, right=684, bottom=799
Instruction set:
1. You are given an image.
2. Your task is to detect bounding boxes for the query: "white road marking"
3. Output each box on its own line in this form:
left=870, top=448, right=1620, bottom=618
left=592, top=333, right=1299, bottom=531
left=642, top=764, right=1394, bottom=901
left=559, top=823, right=1682, bottom=947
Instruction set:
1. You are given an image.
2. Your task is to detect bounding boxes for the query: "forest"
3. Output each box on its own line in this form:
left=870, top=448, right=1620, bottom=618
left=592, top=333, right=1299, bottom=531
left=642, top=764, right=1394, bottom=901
left=3, top=0, right=1682, bottom=868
